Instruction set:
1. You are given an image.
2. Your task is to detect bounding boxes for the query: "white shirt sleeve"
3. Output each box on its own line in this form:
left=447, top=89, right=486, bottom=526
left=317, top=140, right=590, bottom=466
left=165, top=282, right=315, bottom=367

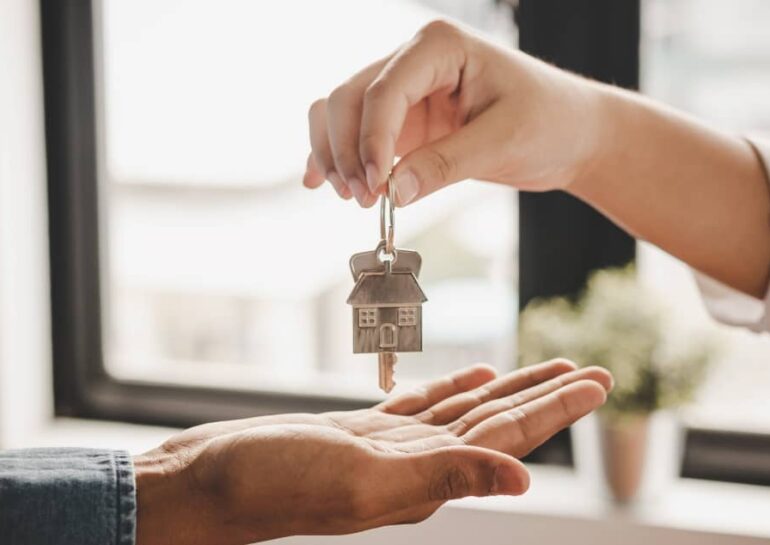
left=694, top=136, right=770, bottom=333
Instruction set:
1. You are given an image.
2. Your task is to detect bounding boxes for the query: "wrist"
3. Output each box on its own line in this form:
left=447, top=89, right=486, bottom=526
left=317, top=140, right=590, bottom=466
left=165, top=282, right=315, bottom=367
left=134, top=452, right=218, bottom=545
left=566, top=81, right=625, bottom=197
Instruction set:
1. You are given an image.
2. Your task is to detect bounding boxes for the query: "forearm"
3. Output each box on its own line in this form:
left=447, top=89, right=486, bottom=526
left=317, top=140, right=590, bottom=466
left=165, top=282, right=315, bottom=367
left=570, top=84, right=770, bottom=298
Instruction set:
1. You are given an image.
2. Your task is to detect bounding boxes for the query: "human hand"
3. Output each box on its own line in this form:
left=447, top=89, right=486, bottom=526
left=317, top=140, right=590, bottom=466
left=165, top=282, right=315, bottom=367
left=134, top=360, right=611, bottom=545
left=303, top=20, right=608, bottom=207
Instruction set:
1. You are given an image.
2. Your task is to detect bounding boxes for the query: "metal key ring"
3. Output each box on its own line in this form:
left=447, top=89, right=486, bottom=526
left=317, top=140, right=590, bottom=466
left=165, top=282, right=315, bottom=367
left=379, top=173, right=396, bottom=255
left=374, top=238, right=398, bottom=266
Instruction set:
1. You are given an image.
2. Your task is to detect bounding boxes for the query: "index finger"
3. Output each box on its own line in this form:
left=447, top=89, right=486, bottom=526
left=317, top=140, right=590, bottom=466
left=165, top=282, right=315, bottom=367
left=414, top=359, right=578, bottom=425
left=359, top=20, right=469, bottom=192
left=376, top=363, right=497, bottom=416
left=462, top=380, right=608, bottom=458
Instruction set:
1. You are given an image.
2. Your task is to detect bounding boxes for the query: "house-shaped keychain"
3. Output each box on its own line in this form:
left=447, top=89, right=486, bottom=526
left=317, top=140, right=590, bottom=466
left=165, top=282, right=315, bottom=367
left=346, top=175, right=427, bottom=392
left=347, top=268, right=427, bottom=354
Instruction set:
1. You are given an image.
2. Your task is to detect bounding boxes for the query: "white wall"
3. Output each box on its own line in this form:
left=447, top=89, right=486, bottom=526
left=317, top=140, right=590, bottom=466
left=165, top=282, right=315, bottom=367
left=0, top=0, right=53, bottom=448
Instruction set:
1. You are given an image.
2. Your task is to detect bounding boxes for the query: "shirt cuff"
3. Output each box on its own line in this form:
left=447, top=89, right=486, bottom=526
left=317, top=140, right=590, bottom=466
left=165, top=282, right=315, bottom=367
left=0, top=448, right=136, bottom=545
left=694, top=271, right=770, bottom=332
left=693, top=135, right=770, bottom=333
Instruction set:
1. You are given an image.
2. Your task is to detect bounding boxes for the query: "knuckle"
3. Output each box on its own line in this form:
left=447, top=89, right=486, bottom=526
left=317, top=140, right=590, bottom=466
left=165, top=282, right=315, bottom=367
left=358, top=132, right=382, bottom=156
left=556, top=389, right=576, bottom=419
left=359, top=132, right=377, bottom=146
left=363, top=80, right=389, bottom=104
left=308, top=98, right=326, bottom=120
left=429, top=464, right=470, bottom=501
left=507, top=407, right=533, bottom=444
left=422, top=147, right=456, bottom=183
left=416, top=407, right=435, bottom=423
left=521, top=365, right=537, bottom=386
left=508, top=393, right=525, bottom=408
left=473, top=385, right=492, bottom=404
left=332, top=150, right=361, bottom=177
left=327, top=84, right=353, bottom=111
left=419, top=19, right=460, bottom=40
left=448, top=416, right=470, bottom=436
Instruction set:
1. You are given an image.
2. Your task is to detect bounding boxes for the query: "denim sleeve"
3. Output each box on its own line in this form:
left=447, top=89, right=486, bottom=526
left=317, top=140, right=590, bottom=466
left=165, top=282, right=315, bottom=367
left=0, top=448, right=136, bottom=545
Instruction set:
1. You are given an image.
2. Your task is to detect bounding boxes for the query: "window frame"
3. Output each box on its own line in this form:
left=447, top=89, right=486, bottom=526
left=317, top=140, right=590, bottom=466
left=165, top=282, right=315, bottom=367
left=40, top=0, right=770, bottom=484
left=358, top=308, right=378, bottom=328
left=41, top=0, right=367, bottom=427
left=398, top=307, right=417, bottom=327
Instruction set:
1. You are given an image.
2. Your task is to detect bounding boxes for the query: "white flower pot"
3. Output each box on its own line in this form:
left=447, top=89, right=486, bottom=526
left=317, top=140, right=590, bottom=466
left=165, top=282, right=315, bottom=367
left=574, top=410, right=684, bottom=504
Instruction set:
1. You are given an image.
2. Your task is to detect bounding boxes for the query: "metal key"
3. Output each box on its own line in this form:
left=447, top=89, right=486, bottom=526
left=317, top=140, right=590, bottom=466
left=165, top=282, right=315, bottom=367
left=346, top=175, right=427, bottom=393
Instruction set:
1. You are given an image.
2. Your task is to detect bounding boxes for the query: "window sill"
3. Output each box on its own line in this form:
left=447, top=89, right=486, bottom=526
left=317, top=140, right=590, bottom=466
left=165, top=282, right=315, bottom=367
left=19, top=417, right=770, bottom=544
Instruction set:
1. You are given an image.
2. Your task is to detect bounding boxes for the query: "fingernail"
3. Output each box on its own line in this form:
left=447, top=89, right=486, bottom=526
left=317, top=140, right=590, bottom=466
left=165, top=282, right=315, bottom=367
left=365, top=162, right=380, bottom=192
left=361, top=190, right=378, bottom=208
left=348, top=177, right=368, bottom=206
left=366, top=193, right=379, bottom=208
left=393, top=169, right=419, bottom=206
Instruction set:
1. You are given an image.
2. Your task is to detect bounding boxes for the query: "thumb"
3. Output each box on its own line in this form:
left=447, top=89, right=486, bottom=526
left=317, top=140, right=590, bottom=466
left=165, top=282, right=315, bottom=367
left=390, top=107, right=506, bottom=206
left=384, top=445, right=530, bottom=510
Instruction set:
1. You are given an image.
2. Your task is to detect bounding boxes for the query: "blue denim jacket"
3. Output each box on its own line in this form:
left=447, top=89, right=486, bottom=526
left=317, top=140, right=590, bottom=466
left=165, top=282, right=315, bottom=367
left=0, top=448, right=136, bottom=545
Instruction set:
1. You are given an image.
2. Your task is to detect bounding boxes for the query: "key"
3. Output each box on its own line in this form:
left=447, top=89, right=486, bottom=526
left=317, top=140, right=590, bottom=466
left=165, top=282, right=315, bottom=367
left=347, top=254, right=426, bottom=392
left=346, top=175, right=428, bottom=393
left=378, top=352, right=397, bottom=393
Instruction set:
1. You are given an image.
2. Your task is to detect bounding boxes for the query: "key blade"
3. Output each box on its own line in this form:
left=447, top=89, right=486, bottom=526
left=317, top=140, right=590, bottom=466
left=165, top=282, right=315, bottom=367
left=378, top=352, right=397, bottom=393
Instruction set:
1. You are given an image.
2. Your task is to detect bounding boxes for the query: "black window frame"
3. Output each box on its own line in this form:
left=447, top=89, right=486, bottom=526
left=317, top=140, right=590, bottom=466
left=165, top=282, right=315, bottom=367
left=41, top=0, right=770, bottom=484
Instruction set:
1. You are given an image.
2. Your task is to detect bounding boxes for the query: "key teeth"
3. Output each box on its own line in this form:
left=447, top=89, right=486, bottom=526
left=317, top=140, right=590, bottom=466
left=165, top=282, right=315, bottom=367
left=378, top=352, right=397, bottom=394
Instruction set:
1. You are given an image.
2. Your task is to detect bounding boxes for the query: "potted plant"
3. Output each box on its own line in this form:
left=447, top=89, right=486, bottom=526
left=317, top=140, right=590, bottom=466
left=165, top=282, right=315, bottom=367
left=518, top=266, right=717, bottom=502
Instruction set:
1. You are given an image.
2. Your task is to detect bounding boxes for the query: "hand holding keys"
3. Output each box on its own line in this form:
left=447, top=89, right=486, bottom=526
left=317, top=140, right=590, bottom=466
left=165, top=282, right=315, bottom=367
left=347, top=176, right=427, bottom=392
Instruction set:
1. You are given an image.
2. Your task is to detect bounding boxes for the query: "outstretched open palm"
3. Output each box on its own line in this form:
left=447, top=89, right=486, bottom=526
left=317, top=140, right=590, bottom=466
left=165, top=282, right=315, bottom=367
left=135, top=360, right=611, bottom=545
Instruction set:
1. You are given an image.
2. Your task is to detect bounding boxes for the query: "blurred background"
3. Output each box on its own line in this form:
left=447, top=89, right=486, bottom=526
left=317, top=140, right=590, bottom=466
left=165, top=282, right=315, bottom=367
left=99, top=0, right=519, bottom=399
left=1, top=0, right=769, bottom=543
left=97, top=0, right=770, bottom=434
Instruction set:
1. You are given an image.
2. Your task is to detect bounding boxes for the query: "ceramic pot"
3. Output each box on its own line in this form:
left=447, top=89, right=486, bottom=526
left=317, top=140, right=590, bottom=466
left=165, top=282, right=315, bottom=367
left=599, top=414, right=650, bottom=503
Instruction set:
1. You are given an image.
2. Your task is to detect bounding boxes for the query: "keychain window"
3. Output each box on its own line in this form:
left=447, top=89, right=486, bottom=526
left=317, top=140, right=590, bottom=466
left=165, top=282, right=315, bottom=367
left=398, top=307, right=417, bottom=327
left=358, top=309, right=378, bottom=328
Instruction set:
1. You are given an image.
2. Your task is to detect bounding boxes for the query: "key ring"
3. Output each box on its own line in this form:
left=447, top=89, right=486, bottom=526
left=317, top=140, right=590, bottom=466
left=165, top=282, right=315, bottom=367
left=379, top=173, right=396, bottom=256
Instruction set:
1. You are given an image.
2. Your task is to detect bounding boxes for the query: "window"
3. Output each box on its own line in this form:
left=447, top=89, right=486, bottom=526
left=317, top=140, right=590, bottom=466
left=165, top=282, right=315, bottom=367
left=358, top=309, right=377, bottom=328
left=43, top=0, right=522, bottom=424
left=41, top=0, right=659, bottom=470
left=640, top=0, right=770, bottom=484
left=398, top=307, right=418, bottom=327
left=99, top=0, right=519, bottom=399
